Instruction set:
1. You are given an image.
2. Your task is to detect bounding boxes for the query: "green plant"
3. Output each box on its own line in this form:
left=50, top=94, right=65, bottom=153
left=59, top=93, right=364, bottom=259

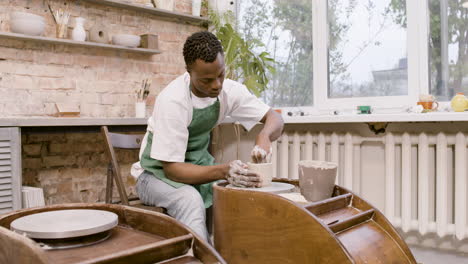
left=207, top=8, right=276, bottom=97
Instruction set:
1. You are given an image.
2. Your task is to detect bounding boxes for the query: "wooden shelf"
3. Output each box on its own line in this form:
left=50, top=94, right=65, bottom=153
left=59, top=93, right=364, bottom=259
left=0, top=32, right=161, bottom=55
left=0, top=117, right=148, bottom=127
left=81, top=0, right=210, bottom=26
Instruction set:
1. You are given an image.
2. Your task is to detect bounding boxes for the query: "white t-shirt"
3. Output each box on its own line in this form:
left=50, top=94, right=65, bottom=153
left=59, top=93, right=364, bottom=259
left=142, top=72, right=270, bottom=163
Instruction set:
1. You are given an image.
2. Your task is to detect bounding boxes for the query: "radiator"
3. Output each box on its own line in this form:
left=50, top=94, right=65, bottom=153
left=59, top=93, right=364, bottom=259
left=273, top=131, right=468, bottom=240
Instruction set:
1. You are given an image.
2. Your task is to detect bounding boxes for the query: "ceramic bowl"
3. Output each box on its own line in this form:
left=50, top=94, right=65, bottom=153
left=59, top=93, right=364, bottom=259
left=112, top=34, right=141, bottom=48
left=10, top=12, right=45, bottom=22
left=10, top=18, right=45, bottom=36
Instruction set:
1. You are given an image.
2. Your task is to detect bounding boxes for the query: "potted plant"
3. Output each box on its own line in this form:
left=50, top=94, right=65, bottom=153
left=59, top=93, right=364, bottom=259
left=207, top=7, right=276, bottom=97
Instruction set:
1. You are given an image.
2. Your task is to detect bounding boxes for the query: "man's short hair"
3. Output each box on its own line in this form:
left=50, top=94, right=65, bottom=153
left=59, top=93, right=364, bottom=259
left=183, top=31, right=224, bottom=69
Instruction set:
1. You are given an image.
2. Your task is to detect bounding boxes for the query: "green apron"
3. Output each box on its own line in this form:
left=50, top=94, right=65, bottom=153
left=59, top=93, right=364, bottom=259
left=140, top=98, right=220, bottom=208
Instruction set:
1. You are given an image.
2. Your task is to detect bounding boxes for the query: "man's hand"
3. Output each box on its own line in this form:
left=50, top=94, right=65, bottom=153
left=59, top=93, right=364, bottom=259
left=227, top=160, right=261, bottom=187
left=251, top=132, right=272, bottom=163
left=251, top=145, right=272, bottom=163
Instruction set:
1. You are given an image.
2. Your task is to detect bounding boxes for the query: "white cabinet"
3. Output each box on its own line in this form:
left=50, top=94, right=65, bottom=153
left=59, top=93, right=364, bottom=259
left=0, top=127, right=21, bottom=214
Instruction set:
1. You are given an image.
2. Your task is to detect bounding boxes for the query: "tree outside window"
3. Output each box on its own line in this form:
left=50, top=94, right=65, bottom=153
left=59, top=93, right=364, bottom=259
left=329, top=0, right=408, bottom=99
left=386, top=0, right=467, bottom=101
left=237, top=0, right=313, bottom=107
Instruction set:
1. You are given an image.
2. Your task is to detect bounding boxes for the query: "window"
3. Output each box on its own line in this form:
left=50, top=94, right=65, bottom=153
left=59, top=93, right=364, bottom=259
left=234, top=0, right=459, bottom=110
left=237, top=0, right=313, bottom=107
left=429, top=0, right=468, bottom=101
left=328, top=0, right=408, bottom=98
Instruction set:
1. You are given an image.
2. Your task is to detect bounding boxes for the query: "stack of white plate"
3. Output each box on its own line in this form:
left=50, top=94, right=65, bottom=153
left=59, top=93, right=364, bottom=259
left=22, top=186, right=45, bottom=209
left=10, top=11, right=46, bottom=36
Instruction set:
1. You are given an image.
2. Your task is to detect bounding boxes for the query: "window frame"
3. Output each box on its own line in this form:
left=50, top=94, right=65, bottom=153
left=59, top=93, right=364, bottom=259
left=313, top=0, right=430, bottom=110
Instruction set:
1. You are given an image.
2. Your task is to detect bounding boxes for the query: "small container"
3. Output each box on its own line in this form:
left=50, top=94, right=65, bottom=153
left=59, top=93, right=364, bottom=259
left=192, top=0, right=202, bottom=16
left=56, top=23, right=68, bottom=39
left=135, top=102, right=146, bottom=118
left=155, top=0, right=174, bottom=11
left=140, top=34, right=159, bottom=49
left=450, top=93, right=467, bottom=112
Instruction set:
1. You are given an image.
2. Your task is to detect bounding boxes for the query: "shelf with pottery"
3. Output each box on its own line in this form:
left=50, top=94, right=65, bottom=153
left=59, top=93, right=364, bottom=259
left=80, top=0, right=209, bottom=26
left=0, top=31, right=161, bottom=55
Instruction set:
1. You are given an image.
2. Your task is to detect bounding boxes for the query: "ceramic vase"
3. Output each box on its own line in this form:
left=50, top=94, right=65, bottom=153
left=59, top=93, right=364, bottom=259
left=72, top=17, right=86, bottom=41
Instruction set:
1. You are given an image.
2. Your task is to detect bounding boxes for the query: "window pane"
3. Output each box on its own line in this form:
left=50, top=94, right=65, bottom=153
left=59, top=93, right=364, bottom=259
left=429, top=0, right=468, bottom=101
left=238, top=0, right=313, bottom=107
left=328, top=0, right=408, bottom=98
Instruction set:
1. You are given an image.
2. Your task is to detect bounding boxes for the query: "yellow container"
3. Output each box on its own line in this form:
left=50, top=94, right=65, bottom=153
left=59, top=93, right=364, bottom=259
left=450, top=93, right=468, bottom=112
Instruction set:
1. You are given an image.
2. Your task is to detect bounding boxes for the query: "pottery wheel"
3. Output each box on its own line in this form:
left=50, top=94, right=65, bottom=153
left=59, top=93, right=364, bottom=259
left=10, top=209, right=118, bottom=239
left=226, top=182, right=295, bottom=194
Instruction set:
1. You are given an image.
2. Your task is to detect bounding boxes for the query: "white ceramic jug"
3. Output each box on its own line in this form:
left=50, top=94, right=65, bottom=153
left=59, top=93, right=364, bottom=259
left=192, top=0, right=202, bottom=16
left=72, top=17, right=86, bottom=41
left=155, top=0, right=174, bottom=11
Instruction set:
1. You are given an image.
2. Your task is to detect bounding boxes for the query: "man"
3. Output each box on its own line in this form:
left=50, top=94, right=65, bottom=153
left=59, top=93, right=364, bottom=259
left=135, top=31, right=283, bottom=242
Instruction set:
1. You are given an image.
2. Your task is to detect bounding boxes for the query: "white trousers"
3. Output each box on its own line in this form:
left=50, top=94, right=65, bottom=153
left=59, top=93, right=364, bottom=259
left=136, top=171, right=210, bottom=242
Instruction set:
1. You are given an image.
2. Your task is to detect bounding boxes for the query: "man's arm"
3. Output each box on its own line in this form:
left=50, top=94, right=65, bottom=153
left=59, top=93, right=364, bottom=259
left=162, top=162, right=229, bottom=185
left=252, top=109, right=284, bottom=162
left=162, top=161, right=260, bottom=187
left=259, top=108, right=284, bottom=141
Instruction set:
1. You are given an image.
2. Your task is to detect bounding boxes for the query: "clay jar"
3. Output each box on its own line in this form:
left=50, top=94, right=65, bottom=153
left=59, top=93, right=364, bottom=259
left=298, top=160, right=337, bottom=202
left=247, top=162, right=273, bottom=187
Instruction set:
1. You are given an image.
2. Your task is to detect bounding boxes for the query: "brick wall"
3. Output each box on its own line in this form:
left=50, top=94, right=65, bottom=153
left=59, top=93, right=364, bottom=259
left=0, top=0, right=203, bottom=117
left=1, top=0, right=207, bottom=204
left=21, top=131, right=141, bottom=204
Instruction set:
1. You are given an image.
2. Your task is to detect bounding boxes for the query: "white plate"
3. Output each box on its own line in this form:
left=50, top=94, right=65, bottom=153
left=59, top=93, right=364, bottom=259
left=226, top=182, right=295, bottom=194
left=10, top=209, right=118, bottom=239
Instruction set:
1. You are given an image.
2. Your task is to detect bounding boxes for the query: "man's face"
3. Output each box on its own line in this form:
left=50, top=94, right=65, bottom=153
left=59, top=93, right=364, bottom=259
left=188, top=53, right=225, bottom=98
